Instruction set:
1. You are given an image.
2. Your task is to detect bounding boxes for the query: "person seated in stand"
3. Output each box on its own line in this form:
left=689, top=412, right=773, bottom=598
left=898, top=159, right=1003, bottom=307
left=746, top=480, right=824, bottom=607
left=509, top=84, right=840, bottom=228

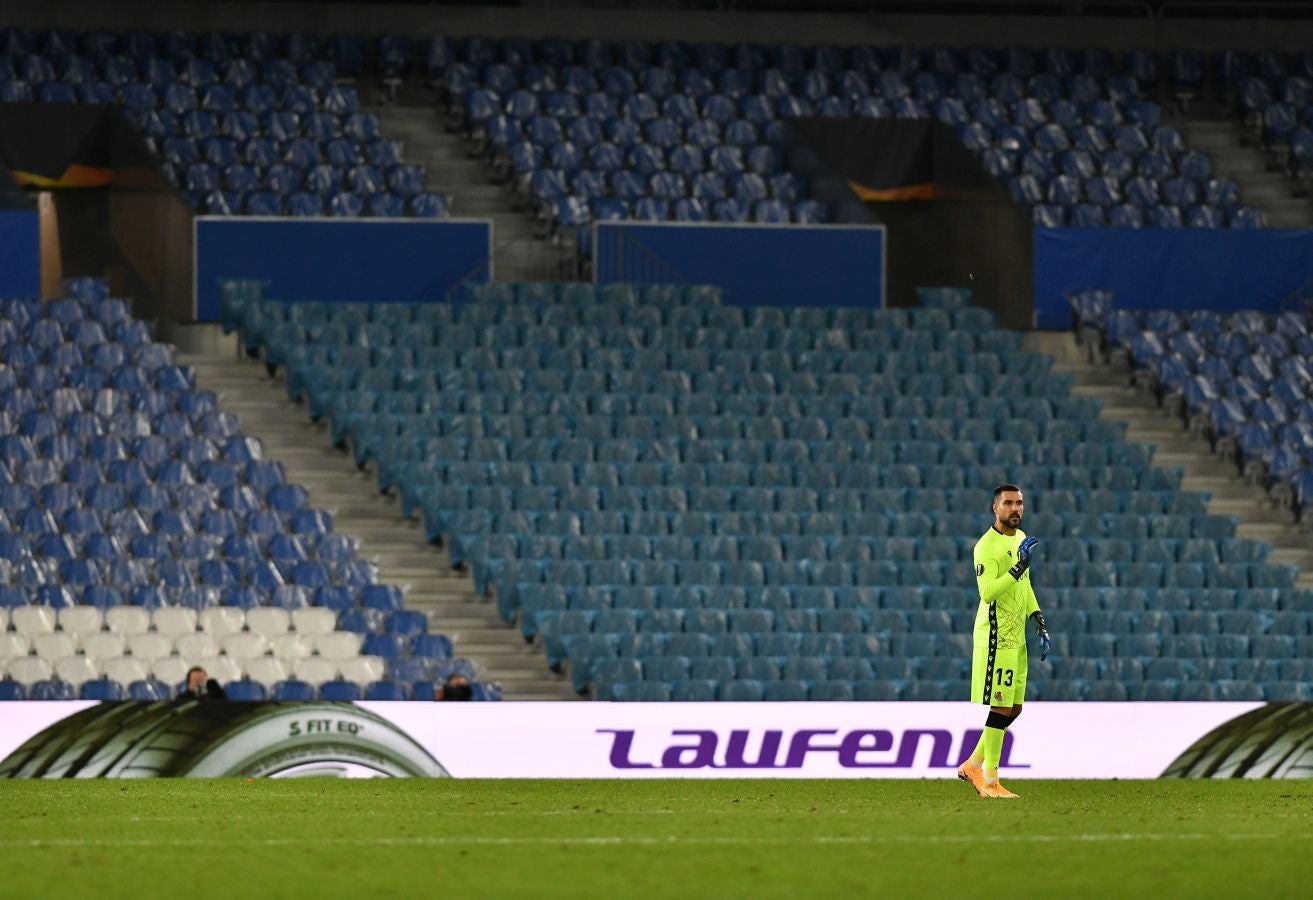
left=433, top=674, right=472, bottom=701
left=178, top=666, right=229, bottom=701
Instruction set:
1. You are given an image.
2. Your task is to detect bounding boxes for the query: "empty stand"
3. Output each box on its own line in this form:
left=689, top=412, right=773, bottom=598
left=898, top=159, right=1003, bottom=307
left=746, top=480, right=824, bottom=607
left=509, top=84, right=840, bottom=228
left=223, top=280, right=1313, bottom=701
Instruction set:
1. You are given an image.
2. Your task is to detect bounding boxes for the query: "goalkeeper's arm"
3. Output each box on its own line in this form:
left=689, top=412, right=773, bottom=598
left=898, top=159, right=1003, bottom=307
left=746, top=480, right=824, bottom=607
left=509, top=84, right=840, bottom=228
left=976, top=559, right=1019, bottom=605
left=975, top=538, right=1039, bottom=604
left=1031, top=609, right=1051, bottom=661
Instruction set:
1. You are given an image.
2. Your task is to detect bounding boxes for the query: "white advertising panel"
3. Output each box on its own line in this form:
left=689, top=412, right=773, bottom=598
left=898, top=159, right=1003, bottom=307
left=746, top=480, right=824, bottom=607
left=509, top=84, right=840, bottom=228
left=0, top=701, right=1268, bottom=779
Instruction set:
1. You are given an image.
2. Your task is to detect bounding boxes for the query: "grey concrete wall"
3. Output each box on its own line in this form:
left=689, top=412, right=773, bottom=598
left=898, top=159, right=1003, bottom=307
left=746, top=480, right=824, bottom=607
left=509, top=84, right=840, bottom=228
left=2, top=0, right=1313, bottom=52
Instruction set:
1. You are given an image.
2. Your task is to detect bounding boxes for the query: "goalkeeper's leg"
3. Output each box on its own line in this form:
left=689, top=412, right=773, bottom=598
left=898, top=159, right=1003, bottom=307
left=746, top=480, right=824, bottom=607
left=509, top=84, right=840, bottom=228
left=963, top=648, right=1024, bottom=797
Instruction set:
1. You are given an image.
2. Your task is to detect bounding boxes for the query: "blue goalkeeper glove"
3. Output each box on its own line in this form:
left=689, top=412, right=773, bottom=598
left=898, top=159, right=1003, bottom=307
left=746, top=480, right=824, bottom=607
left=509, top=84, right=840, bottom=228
left=1008, top=536, right=1039, bottom=579
left=1031, top=610, right=1051, bottom=662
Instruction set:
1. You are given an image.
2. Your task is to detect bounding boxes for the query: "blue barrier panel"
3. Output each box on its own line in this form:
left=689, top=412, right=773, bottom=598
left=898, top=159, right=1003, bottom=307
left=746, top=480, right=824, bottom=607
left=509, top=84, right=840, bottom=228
left=194, top=217, right=491, bottom=321
left=593, top=222, right=885, bottom=308
left=1034, top=228, right=1313, bottom=329
left=0, top=211, right=39, bottom=297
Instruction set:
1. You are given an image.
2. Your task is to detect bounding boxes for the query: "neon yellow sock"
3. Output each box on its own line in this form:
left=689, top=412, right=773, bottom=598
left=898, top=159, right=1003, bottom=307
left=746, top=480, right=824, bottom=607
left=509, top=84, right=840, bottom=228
left=983, top=726, right=1005, bottom=782
left=968, top=732, right=986, bottom=766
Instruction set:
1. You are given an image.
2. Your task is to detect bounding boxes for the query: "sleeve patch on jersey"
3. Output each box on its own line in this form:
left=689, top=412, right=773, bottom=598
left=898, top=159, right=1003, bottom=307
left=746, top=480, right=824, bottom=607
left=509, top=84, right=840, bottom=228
left=975, top=563, right=985, bottom=577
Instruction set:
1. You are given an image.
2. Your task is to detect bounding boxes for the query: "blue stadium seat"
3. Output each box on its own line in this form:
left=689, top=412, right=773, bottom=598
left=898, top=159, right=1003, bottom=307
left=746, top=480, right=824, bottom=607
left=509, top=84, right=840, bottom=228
left=273, top=680, right=317, bottom=701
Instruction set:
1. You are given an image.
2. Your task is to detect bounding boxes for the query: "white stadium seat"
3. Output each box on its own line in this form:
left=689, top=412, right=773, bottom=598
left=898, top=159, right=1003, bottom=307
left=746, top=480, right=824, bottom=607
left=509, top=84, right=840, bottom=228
left=11, top=606, right=58, bottom=638
left=54, top=655, right=100, bottom=687
left=197, top=655, right=241, bottom=686
left=152, top=607, right=198, bottom=638
left=269, top=633, right=314, bottom=662
left=339, top=656, right=386, bottom=685
left=7, top=656, right=53, bottom=686
left=313, top=631, right=363, bottom=661
left=0, top=632, right=31, bottom=660
left=102, top=656, right=151, bottom=687
left=126, top=633, right=174, bottom=662
left=291, top=607, right=337, bottom=637
left=81, top=632, right=127, bottom=661
left=175, top=632, right=220, bottom=662
left=293, top=657, right=337, bottom=684
left=199, top=607, right=246, bottom=637
left=33, top=632, right=77, bottom=662
left=151, top=656, right=190, bottom=687
left=220, top=632, right=269, bottom=662
left=245, top=607, right=291, bottom=638
left=57, top=605, right=104, bottom=640
left=245, top=656, right=289, bottom=689
left=105, top=607, right=151, bottom=635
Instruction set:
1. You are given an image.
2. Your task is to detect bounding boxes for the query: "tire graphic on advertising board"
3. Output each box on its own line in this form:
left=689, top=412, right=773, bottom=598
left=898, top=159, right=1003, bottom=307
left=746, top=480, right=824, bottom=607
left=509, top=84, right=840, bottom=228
left=1160, top=703, right=1313, bottom=779
left=0, top=702, right=447, bottom=779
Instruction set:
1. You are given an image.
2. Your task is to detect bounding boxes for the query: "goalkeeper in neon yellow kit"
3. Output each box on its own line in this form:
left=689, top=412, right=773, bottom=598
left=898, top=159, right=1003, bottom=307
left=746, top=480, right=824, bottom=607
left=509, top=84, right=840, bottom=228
left=957, top=484, right=1051, bottom=799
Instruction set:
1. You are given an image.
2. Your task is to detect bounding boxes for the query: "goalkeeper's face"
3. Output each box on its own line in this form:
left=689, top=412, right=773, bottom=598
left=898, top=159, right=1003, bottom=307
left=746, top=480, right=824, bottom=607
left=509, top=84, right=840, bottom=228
left=994, top=490, right=1024, bottom=530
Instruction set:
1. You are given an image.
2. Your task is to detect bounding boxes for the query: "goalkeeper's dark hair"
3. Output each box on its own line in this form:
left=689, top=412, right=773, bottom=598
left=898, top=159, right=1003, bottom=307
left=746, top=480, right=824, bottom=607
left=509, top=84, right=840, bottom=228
left=992, top=483, right=1022, bottom=502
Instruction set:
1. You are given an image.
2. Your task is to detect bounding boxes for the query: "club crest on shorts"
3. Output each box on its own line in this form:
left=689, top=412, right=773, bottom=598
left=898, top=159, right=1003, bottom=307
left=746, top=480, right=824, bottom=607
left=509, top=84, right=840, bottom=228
left=995, top=691, right=1004, bottom=702
left=975, top=564, right=984, bottom=577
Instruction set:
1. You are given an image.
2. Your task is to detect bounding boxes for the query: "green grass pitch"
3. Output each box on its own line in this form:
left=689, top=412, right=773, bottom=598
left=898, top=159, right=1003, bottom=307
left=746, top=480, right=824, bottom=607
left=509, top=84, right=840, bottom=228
left=1, top=779, right=1309, bottom=899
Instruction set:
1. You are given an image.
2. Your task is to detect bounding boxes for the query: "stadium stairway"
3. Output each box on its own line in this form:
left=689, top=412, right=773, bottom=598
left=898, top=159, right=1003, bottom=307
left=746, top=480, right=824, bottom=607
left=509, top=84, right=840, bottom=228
left=1178, top=113, right=1313, bottom=228
left=174, top=327, right=579, bottom=700
left=372, top=100, right=576, bottom=283
left=1031, top=331, right=1313, bottom=587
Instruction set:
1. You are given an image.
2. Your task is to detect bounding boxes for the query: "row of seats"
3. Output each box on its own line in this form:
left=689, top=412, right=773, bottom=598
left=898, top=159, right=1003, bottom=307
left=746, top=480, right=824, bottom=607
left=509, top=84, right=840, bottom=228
left=0, top=676, right=498, bottom=702
left=598, top=677, right=1308, bottom=703
left=529, top=606, right=1313, bottom=649
left=3, top=650, right=385, bottom=689
left=379, top=455, right=1167, bottom=490
left=576, top=651, right=1313, bottom=687
left=440, top=509, right=1237, bottom=543
left=1, top=628, right=452, bottom=665
left=279, top=329, right=1052, bottom=365
left=0, top=602, right=450, bottom=643
left=450, top=531, right=1258, bottom=566
left=515, top=583, right=1303, bottom=614
left=0, top=576, right=402, bottom=609
left=1030, top=202, right=1263, bottom=229
left=371, top=436, right=1136, bottom=470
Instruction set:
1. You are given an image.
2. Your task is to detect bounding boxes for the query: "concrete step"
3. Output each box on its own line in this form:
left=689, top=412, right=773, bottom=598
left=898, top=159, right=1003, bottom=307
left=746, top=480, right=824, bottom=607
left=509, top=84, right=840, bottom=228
left=1268, top=547, right=1313, bottom=569
left=405, top=581, right=481, bottom=596
left=1206, top=497, right=1294, bottom=524
left=462, top=199, right=526, bottom=216
left=1152, top=452, right=1238, bottom=479
left=1066, top=371, right=1130, bottom=390
left=443, top=627, right=529, bottom=644
left=455, top=183, right=518, bottom=204
left=1235, top=521, right=1307, bottom=548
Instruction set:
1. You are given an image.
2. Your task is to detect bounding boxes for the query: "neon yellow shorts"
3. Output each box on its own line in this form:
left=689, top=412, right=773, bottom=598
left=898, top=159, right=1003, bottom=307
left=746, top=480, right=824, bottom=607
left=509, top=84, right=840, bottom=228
left=970, top=645, right=1028, bottom=707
